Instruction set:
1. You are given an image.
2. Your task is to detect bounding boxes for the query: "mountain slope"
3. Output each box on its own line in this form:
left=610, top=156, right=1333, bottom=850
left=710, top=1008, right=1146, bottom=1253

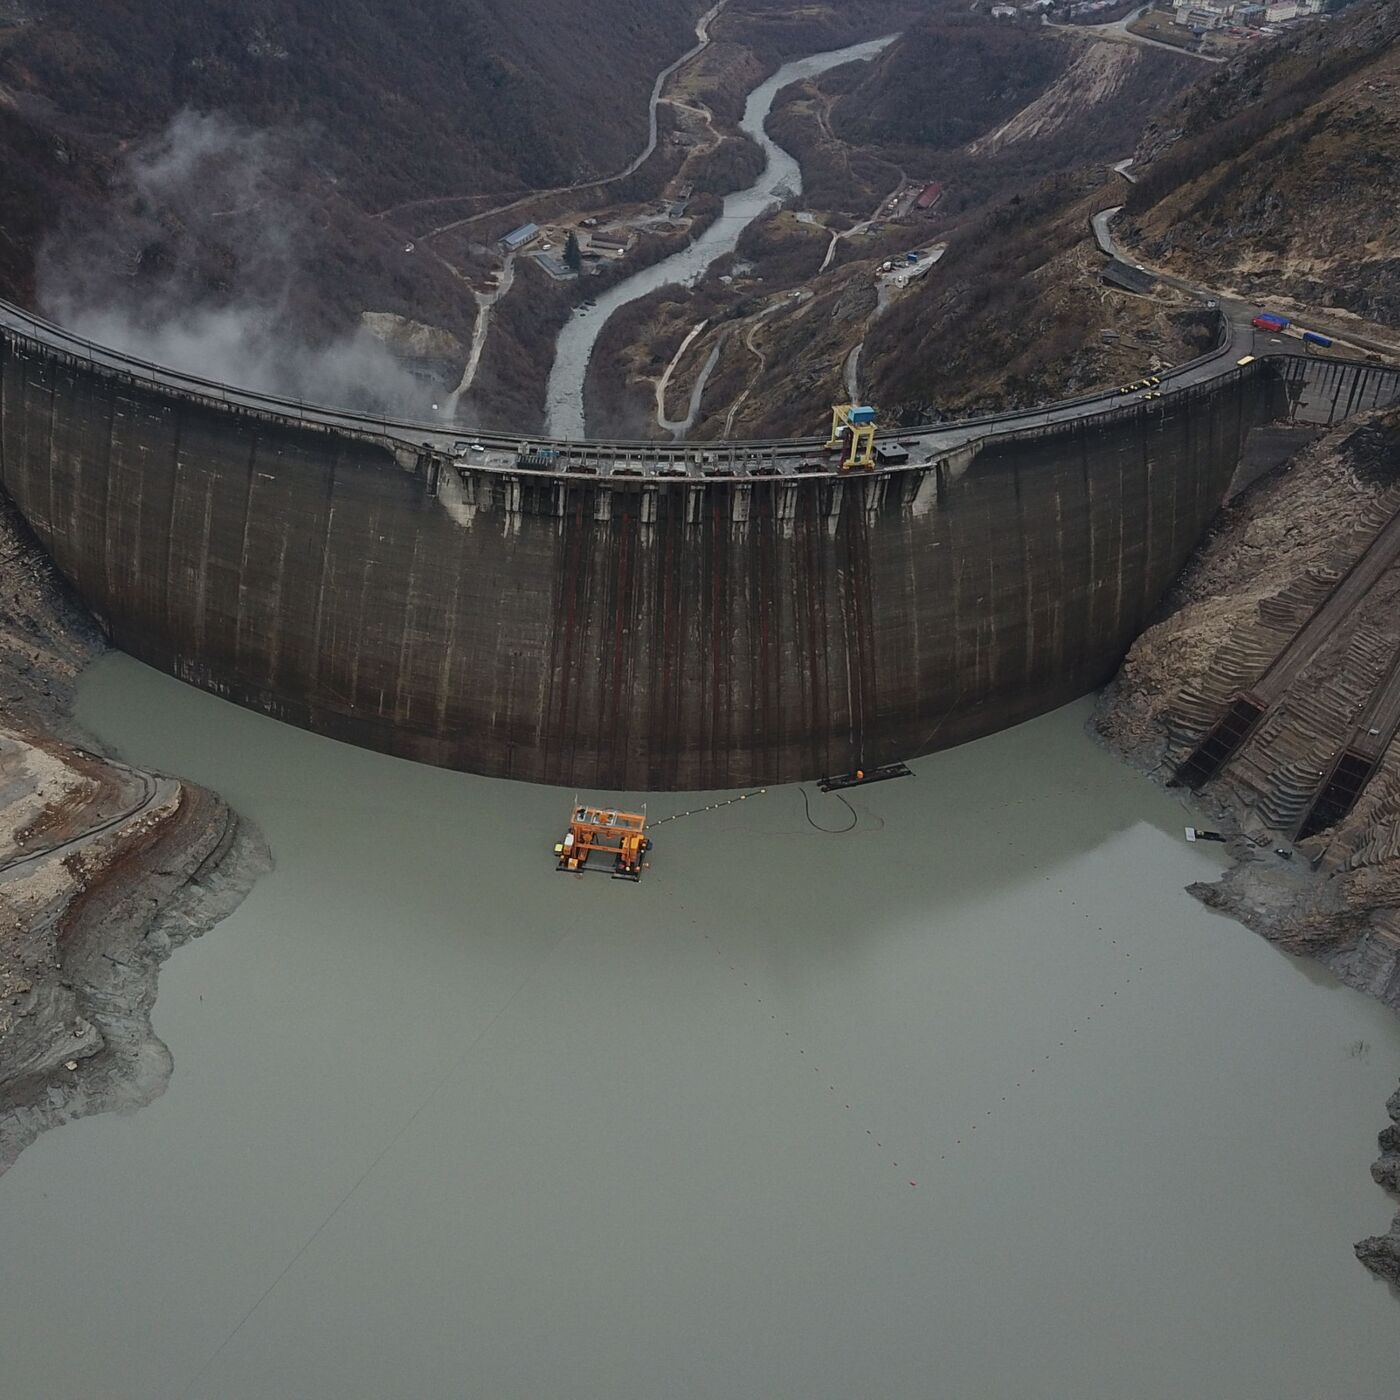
left=612, top=19, right=1209, bottom=437
left=0, top=0, right=705, bottom=310
left=1121, top=0, right=1400, bottom=323
left=0, top=0, right=711, bottom=415
left=0, top=0, right=705, bottom=208
left=666, top=5, right=1398, bottom=436
left=825, top=13, right=1197, bottom=216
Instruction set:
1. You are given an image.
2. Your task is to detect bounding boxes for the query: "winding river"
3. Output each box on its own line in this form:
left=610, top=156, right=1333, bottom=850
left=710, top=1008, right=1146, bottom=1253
left=544, top=35, right=897, bottom=440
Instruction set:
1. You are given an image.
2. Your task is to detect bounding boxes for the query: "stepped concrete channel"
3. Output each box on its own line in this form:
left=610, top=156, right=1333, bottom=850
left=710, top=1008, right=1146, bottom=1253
left=2, top=293, right=1397, bottom=790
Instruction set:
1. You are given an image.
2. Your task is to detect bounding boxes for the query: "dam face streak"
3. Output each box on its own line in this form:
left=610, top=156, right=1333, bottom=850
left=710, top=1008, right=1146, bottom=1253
left=2, top=317, right=1391, bottom=790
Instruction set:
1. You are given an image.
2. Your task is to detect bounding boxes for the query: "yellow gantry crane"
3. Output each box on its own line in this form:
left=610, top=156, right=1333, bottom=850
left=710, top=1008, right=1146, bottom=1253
left=825, top=402, right=878, bottom=471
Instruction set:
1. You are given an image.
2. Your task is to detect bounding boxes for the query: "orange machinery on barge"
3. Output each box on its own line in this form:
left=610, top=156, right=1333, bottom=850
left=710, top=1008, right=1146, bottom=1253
left=555, top=805, right=650, bottom=881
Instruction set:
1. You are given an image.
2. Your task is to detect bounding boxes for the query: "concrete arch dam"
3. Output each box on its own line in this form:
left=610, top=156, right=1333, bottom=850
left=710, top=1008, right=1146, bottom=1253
left=0, top=307, right=1390, bottom=790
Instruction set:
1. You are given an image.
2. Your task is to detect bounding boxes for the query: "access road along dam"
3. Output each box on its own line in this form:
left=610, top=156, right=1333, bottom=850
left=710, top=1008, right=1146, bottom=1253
left=1, top=295, right=1397, bottom=790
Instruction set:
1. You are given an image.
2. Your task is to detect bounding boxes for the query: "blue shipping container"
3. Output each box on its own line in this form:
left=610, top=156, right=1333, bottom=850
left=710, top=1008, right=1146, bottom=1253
left=1302, top=330, right=1333, bottom=348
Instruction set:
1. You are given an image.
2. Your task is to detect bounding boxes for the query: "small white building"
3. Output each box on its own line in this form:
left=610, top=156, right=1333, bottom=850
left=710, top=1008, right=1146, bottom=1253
left=990, top=4, right=1018, bottom=17
left=1173, top=0, right=1235, bottom=26
left=499, top=223, right=541, bottom=254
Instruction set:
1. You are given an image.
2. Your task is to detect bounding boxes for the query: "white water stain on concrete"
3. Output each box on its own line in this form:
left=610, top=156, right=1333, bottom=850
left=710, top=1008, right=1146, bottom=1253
left=0, top=653, right=1397, bottom=1399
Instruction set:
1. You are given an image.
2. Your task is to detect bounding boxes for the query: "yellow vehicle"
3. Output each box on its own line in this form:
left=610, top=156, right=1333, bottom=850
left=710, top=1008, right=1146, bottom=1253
left=555, top=804, right=650, bottom=881
left=1236, top=354, right=1256, bottom=366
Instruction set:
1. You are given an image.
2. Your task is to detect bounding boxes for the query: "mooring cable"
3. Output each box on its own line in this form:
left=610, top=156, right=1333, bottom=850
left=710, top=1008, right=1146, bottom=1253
left=799, top=786, right=858, bottom=834
left=649, top=787, right=767, bottom=828
left=649, top=783, right=859, bottom=836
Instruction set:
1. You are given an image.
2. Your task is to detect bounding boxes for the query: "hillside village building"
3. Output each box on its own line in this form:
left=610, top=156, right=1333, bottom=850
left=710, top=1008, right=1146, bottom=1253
left=499, top=222, right=541, bottom=253
left=1172, top=0, right=1324, bottom=23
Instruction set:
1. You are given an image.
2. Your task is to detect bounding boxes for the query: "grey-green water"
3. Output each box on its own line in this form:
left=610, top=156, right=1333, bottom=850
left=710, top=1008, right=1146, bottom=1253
left=2, top=654, right=1398, bottom=1399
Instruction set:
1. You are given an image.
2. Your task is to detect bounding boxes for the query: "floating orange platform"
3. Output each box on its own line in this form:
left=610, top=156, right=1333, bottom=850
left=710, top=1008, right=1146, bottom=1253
left=555, top=805, right=650, bottom=881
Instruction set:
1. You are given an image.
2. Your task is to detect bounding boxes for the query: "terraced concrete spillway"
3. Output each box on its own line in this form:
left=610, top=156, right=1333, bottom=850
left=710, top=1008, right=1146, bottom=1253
left=1, top=302, right=1390, bottom=789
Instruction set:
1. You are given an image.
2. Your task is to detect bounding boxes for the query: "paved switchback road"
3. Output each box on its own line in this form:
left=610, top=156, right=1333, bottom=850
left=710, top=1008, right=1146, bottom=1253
left=1050, top=9, right=1224, bottom=63
left=1092, top=205, right=1400, bottom=362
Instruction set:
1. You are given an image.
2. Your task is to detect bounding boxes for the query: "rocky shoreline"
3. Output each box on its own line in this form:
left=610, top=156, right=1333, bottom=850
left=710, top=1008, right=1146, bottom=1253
left=0, top=495, right=267, bottom=1172
left=1356, top=1084, right=1400, bottom=1286
left=1095, top=407, right=1400, bottom=1291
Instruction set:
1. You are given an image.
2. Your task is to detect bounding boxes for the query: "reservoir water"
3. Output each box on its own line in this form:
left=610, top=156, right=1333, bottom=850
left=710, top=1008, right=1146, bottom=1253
left=544, top=36, right=896, bottom=440
left=0, top=654, right=1397, bottom=1397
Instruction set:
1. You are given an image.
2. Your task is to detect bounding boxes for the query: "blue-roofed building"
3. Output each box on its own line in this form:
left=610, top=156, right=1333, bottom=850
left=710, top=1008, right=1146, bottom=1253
left=500, top=222, right=541, bottom=253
